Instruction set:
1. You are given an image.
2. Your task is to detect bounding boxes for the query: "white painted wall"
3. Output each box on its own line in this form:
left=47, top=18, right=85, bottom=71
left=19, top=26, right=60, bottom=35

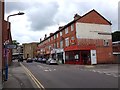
left=76, top=23, right=112, bottom=39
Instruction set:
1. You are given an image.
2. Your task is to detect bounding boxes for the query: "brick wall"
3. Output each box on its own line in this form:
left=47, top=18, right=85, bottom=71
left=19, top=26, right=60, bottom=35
left=78, top=39, right=115, bottom=64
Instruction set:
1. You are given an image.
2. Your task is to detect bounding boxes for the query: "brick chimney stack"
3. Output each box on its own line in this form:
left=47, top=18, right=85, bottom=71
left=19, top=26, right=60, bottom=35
left=50, top=33, right=53, bottom=36
left=44, top=34, right=47, bottom=39
left=59, top=26, right=64, bottom=30
left=40, top=38, right=42, bottom=42
left=74, top=13, right=81, bottom=20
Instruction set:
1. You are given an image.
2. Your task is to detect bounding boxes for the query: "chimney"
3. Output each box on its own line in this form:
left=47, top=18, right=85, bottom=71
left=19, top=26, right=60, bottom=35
left=44, top=34, right=47, bottom=39
left=40, top=38, right=42, bottom=42
left=50, top=33, right=53, bottom=36
left=74, top=13, right=81, bottom=20
left=59, top=26, right=64, bottom=30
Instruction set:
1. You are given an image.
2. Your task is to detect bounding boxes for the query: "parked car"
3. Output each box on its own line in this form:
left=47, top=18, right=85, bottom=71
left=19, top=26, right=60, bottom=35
left=26, top=58, right=33, bottom=63
left=37, top=58, right=42, bottom=62
left=32, top=57, right=38, bottom=62
left=41, top=58, right=47, bottom=63
left=46, top=58, right=58, bottom=65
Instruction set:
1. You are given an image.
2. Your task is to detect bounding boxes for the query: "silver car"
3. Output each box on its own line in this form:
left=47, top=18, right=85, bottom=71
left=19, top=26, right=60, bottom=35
left=46, top=58, right=58, bottom=65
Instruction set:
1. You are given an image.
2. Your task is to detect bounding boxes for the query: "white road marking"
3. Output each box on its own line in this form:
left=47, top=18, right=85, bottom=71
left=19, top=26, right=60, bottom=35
left=92, top=70, right=96, bottom=72
left=106, top=73, right=112, bottom=76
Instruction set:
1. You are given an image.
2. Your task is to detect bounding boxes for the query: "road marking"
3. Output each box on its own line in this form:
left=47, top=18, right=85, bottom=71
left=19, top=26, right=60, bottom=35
left=92, top=70, right=96, bottom=72
left=106, top=73, right=111, bottom=76
left=20, top=63, right=45, bottom=90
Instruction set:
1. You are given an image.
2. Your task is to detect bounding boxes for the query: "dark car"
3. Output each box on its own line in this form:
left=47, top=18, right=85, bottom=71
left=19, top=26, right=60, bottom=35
left=26, top=58, right=33, bottom=63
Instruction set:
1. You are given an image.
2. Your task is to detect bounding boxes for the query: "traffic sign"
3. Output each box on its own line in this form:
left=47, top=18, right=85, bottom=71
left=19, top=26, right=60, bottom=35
left=6, top=44, right=17, bottom=49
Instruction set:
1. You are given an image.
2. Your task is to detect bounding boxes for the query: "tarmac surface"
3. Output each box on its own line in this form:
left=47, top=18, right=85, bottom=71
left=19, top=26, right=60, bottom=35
left=2, top=60, right=119, bottom=89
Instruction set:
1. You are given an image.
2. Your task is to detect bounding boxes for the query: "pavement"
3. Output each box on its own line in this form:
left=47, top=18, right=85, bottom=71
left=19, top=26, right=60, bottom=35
left=0, top=70, right=2, bottom=89
left=2, top=60, right=37, bottom=89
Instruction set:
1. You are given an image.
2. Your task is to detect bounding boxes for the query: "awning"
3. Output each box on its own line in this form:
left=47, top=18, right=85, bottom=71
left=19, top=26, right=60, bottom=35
left=64, top=45, right=96, bottom=51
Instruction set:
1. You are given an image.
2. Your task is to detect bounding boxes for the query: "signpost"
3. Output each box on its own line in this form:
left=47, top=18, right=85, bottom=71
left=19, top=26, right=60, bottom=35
left=6, top=44, right=17, bottom=49
left=4, top=41, right=17, bottom=81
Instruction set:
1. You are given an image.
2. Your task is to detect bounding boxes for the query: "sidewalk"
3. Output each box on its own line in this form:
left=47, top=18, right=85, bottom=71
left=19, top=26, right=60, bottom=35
left=3, top=60, right=37, bottom=89
left=0, top=70, right=2, bottom=89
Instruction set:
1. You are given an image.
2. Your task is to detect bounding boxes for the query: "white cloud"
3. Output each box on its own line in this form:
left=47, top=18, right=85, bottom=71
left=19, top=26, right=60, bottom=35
left=5, top=0, right=119, bottom=44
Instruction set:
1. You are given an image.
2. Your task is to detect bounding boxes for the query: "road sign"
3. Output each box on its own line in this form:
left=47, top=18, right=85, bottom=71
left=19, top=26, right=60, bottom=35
left=6, top=44, right=17, bottom=49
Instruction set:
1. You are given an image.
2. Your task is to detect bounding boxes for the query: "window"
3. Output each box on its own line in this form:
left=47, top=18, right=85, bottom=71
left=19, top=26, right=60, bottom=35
left=103, top=40, right=109, bottom=46
left=48, top=38, right=50, bottom=42
left=65, top=37, right=69, bottom=46
left=71, top=36, right=74, bottom=40
left=75, top=54, right=79, bottom=59
left=51, top=37, right=53, bottom=41
left=60, top=40, right=63, bottom=48
left=71, top=24, right=74, bottom=31
left=54, top=35, right=56, bottom=39
left=60, top=31, right=62, bottom=36
left=57, top=34, right=58, bottom=38
left=71, top=36, right=75, bottom=45
left=49, top=45, right=51, bottom=50
left=65, top=28, right=68, bottom=34
left=57, top=42, right=59, bottom=48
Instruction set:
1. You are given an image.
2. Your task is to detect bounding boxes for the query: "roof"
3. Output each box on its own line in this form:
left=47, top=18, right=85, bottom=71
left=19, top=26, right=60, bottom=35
left=39, top=9, right=112, bottom=44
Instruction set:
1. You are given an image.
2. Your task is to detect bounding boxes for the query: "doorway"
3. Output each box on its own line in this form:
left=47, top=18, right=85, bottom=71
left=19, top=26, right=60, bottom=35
left=81, top=50, right=91, bottom=65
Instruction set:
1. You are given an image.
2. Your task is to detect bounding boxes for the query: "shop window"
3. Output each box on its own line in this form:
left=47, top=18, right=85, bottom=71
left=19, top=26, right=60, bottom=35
left=75, top=54, right=79, bottom=59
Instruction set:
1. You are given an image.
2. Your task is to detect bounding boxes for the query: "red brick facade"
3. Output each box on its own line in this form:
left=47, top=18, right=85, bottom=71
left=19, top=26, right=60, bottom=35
left=2, top=20, right=12, bottom=67
left=37, top=9, right=115, bottom=64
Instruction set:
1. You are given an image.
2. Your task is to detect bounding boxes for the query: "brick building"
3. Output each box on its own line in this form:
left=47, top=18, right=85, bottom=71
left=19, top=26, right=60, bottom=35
left=23, top=42, right=38, bottom=59
left=112, top=41, right=120, bottom=63
left=37, top=9, right=115, bottom=65
left=0, top=1, right=4, bottom=88
left=2, top=20, right=12, bottom=66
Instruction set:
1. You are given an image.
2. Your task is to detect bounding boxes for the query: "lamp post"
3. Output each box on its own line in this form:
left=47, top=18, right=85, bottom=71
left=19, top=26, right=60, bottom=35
left=4, top=12, right=24, bottom=81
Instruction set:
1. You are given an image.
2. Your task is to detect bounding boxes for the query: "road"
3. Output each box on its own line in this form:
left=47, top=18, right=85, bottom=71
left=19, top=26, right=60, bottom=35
left=21, top=61, right=118, bottom=88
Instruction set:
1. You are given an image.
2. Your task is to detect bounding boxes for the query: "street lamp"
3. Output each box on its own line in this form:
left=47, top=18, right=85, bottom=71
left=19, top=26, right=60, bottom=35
left=3, top=11, right=24, bottom=81
left=7, top=12, right=24, bottom=22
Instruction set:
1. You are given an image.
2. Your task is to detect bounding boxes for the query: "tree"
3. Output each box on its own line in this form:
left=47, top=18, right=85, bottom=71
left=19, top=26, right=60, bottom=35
left=12, top=40, right=20, bottom=46
left=112, top=31, right=120, bottom=42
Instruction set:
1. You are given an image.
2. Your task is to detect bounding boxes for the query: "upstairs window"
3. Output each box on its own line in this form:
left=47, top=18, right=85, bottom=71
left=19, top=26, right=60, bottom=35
left=54, top=35, right=56, bottom=39
left=103, top=40, right=109, bottom=46
left=60, top=31, right=62, bottom=36
left=60, top=40, right=63, bottom=48
left=57, top=34, right=58, bottom=38
left=71, top=24, right=74, bottom=31
left=65, top=37, right=69, bottom=47
left=65, top=28, right=68, bottom=34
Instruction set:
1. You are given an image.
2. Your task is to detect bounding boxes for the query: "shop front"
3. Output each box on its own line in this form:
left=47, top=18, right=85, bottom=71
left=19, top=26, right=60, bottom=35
left=64, top=45, right=97, bottom=65
left=51, top=48, right=65, bottom=64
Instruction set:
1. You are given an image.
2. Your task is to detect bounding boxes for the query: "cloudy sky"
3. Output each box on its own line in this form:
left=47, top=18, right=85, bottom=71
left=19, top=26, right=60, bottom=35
left=5, top=0, right=119, bottom=44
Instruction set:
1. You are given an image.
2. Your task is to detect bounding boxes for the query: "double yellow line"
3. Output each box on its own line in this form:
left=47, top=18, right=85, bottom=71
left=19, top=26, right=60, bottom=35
left=20, top=63, right=45, bottom=90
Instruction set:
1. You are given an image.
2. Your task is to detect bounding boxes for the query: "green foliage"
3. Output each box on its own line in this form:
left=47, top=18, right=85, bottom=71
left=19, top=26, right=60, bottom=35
left=112, top=31, right=120, bottom=42
left=12, top=40, right=20, bottom=46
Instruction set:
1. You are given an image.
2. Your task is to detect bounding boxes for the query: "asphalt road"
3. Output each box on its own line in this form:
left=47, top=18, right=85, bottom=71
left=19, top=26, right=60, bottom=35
left=22, top=61, right=118, bottom=88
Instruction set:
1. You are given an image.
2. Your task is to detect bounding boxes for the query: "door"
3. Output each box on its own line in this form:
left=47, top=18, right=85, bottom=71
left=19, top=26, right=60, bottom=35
left=91, top=50, right=97, bottom=64
left=81, top=50, right=90, bottom=65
